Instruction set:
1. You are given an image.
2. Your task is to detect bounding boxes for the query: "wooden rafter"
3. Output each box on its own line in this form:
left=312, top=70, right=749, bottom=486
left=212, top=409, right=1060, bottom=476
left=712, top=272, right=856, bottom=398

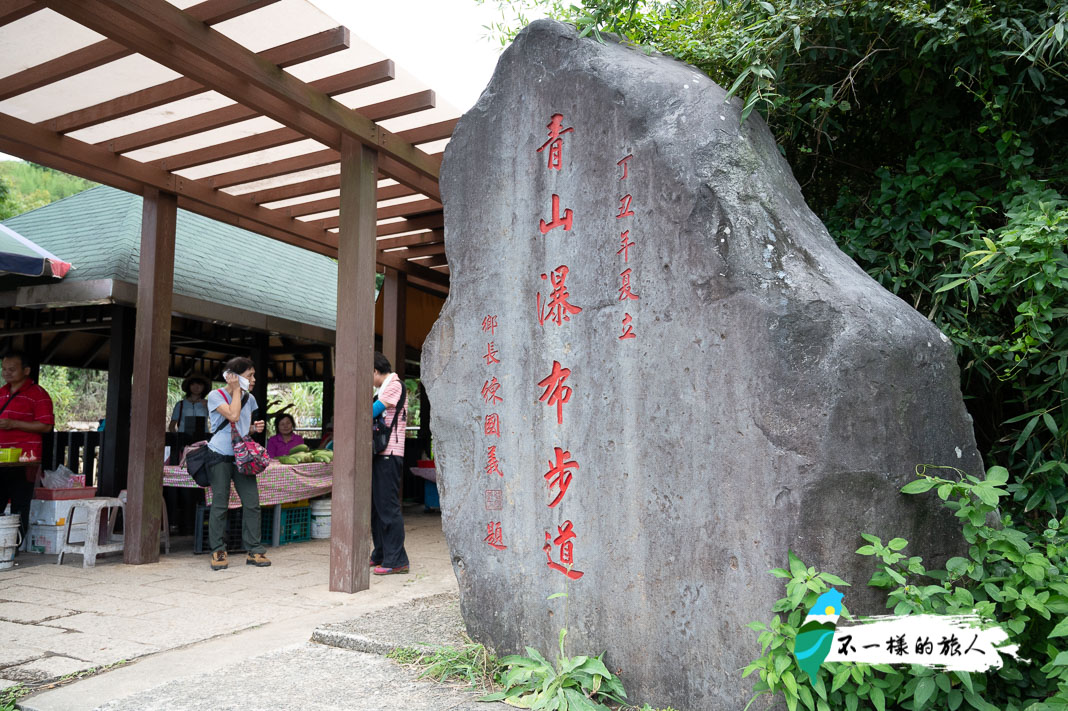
left=39, top=0, right=441, bottom=198
left=103, top=59, right=395, bottom=154
left=159, top=90, right=435, bottom=172
left=0, top=0, right=279, bottom=101
left=41, top=27, right=350, bottom=134
left=0, top=112, right=335, bottom=251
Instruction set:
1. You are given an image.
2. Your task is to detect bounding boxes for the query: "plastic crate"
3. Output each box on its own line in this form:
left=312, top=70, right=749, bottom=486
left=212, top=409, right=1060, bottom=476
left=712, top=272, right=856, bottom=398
left=281, top=498, right=309, bottom=509
left=279, top=505, right=310, bottom=544
left=194, top=504, right=272, bottom=554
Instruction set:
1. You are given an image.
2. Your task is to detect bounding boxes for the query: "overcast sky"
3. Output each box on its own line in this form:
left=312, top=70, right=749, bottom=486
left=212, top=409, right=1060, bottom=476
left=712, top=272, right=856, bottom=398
left=310, top=0, right=539, bottom=112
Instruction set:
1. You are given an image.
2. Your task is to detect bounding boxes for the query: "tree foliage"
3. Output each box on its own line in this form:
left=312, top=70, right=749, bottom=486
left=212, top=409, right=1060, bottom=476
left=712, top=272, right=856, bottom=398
left=0, top=160, right=95, bottom=219
left=489, top=0, right=1068, bottom=516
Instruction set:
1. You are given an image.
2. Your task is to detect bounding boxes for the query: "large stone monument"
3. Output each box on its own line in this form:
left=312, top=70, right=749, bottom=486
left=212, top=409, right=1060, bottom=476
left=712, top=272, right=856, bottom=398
left=422, top=19, right=982, bottom=710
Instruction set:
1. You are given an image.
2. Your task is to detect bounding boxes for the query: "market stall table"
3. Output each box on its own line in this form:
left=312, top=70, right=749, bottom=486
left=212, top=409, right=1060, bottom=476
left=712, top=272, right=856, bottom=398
left=163, top=461, right=332, bottom=547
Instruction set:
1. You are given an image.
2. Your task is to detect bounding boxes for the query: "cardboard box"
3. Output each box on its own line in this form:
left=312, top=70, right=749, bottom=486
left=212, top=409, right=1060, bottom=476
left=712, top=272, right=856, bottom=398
left=29, top=499, right=91, bottom=527
left=28, top=524, right=86, bottom=554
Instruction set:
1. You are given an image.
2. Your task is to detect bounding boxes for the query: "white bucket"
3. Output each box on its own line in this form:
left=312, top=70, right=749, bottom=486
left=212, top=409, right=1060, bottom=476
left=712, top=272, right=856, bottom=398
left=0, top=514, right=22, bottom=571
left=310, top=498, right=331, bottom=539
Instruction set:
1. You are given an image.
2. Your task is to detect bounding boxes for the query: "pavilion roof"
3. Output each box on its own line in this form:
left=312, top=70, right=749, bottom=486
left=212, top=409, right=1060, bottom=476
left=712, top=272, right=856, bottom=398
left=3, top=185, right=340, bottom=330
left=0, top=0, right=453, bottom=294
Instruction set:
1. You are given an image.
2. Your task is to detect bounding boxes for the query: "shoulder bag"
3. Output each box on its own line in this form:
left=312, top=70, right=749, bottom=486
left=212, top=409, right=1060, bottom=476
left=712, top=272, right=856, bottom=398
left=372, top=391, right=405, bottom=454
left=183, top=388, right=251, bottom=485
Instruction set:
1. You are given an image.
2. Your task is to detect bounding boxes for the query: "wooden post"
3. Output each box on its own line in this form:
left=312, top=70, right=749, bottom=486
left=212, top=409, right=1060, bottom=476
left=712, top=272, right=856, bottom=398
left=251, top=331, right=269, bottom=444
left=24, top=333, right=41, bottom=384
left=100, top=305, right=134, bottom=496
left=124, top=188, right=176, bottom=564
left=321, top=346, right=334, bottom=438
left=382, top=268, right=407, bottom=381
left=330, top=136, right=377, bottom=593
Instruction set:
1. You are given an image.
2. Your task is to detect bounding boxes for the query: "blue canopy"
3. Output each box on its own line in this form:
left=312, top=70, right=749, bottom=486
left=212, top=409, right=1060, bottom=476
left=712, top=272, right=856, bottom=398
left=0, top=222, right=71, bottom=278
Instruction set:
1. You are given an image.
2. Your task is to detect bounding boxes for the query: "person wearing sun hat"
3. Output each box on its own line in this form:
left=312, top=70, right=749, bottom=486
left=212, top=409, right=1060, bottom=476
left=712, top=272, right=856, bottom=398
left=169, top=374, right=211, bottom=435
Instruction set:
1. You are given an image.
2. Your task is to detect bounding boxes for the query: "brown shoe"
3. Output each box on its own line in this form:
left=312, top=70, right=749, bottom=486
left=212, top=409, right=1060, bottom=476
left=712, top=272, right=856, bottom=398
left=210, top=550, right=228, bottom=571
left=246, top=552, right=271, bottom=567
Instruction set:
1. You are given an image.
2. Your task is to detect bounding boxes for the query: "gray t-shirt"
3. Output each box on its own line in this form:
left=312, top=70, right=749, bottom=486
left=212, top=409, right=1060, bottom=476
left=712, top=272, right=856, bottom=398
left=206, top=388, right=258, bottom=456
left=170, top=398, right=209, bottom=434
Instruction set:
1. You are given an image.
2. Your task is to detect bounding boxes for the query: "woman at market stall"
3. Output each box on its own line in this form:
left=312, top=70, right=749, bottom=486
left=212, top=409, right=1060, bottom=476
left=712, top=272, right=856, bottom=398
left=266, top=413, right=303, bottom=458
left=168, top=375, right=210, bottom=435
left=205, top=356, right=269, bottom=571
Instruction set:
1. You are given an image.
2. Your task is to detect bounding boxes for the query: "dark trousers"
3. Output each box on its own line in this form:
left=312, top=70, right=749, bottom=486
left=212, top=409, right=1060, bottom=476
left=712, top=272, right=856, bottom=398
left=0, top=469, right=33, bottom=542
left=207, top=459, right=264, bottom=554
left=371, top=454, right=408, bottom=568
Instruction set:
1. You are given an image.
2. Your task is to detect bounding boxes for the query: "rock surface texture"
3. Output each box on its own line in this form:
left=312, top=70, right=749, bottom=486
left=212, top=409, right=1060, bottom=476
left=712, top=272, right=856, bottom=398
left=422, top=19, right=982, bottom=710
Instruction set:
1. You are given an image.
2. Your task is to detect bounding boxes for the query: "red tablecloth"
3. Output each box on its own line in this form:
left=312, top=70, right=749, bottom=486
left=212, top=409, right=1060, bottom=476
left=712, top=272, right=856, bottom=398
left=163, top=461, right=332, bottom=509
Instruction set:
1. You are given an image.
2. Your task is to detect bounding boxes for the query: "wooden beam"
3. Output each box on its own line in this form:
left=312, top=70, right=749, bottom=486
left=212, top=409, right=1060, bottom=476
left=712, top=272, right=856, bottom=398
left=125, top=189, right=176, bottom=564
left=316, top=200, right=441, bottom=229
left=376, top=251, right=450, bottom=288
left=393, top=242, right=446, bottom=259
left=43, top=0, right=440, bottom=195
left=409, top=253, right=448, bottom=268
left=330, top=136, right=376, bottom=593
left=376, top=229, right=443, bottom=251
left=0, top=113, right=334, bottom=252
left=0, top=0, right=279, bottom=102
left=206, top=149, right=337, bottom=189
left=289, top=197, right=440, bottom=222
left=375, top=214, right=444, bottom=237
left=158, top=90, right=435, bottom=171
left=382, top=268, right=406, bottom=381
left=0, top=0, right=36, bottom=26
left=43, top=27, right=350, bottom=134
left=395, top=118, right=458, bottom=146
left=104, top=59, right=392, bottom=154
left=100, top=306, right=133, bottom=494
left=244, top=175, right=412, bottom=206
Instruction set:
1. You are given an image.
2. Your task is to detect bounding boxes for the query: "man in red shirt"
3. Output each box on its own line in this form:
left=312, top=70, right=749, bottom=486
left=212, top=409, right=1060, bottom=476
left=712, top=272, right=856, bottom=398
left=0, top=351, right=54, bottom=540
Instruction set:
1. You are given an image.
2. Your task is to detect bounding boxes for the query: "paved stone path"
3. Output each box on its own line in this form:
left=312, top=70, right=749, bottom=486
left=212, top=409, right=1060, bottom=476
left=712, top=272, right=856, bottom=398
left=0, top=508, right=500, bottom=710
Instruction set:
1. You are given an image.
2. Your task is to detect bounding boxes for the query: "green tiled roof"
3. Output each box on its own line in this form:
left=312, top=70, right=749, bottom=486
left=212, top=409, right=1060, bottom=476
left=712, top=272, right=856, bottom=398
left=2, top=186, right=338, bottom=330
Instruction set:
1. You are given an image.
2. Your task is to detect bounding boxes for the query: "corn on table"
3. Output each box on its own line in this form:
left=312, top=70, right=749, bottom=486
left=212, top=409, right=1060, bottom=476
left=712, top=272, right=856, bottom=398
left=163, top=461, right=332, bottom=547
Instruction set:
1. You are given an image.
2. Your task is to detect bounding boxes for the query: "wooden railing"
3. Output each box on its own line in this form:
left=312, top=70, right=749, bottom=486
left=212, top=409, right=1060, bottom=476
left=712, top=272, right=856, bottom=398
left=41, top=431, right=102, bottom=486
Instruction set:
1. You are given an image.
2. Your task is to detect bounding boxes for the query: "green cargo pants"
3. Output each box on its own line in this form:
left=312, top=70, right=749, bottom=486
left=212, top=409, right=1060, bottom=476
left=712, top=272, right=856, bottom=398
left=208, top=459, right=265, bottom=554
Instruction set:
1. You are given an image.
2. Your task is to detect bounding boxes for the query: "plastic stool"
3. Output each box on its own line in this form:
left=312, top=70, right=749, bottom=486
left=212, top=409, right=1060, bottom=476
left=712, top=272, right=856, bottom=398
left=115, top=490, right=170, bottom=555
left=57, top=497, right=124, bottom=567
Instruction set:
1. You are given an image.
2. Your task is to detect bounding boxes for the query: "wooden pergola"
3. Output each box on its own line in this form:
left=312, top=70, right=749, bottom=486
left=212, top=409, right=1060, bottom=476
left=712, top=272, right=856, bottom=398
left=0, top=0, right=453, bottom=592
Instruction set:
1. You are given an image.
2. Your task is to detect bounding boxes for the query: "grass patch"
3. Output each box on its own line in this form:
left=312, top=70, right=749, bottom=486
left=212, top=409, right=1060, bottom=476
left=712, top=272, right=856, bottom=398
left=387, top=637, right=681, bottom=711
left=0, top=659, right=130, bottom=710
left=388, top=637, right=502, bottom=692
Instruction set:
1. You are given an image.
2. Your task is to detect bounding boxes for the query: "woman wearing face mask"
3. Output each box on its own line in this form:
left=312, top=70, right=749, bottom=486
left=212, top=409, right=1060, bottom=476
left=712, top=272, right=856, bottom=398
left=205, top=356, right=268, bottom=571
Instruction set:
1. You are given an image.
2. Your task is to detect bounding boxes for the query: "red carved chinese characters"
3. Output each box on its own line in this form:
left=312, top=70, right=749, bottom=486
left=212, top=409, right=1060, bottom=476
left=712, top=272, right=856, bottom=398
left=485, top=521, right=507, bottom=550
left=539, top=194, right=574, bottom=234
left=617, top=230, right=635, bottom=263
left=543, top=520, right=584, bottom=579
left=486, top=445, right=503, bottom=477
left=543, top=446, right=578, bottom=508
left=484, top=413, right=501, bottom=437
left=614, top=154, right=638, bottom=342
left=618, top=268, right=640, bottom=301
left=537, top=265, right=582, bottom=326
left=481, top=376, right=503, bottom=405
left=536, top=114, right=574, bottom=170
left=484, top=341, right=500, bottom=365
left=537, top=360, right=572, bottom=425
left=482, top=315, right=498, bottom=336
